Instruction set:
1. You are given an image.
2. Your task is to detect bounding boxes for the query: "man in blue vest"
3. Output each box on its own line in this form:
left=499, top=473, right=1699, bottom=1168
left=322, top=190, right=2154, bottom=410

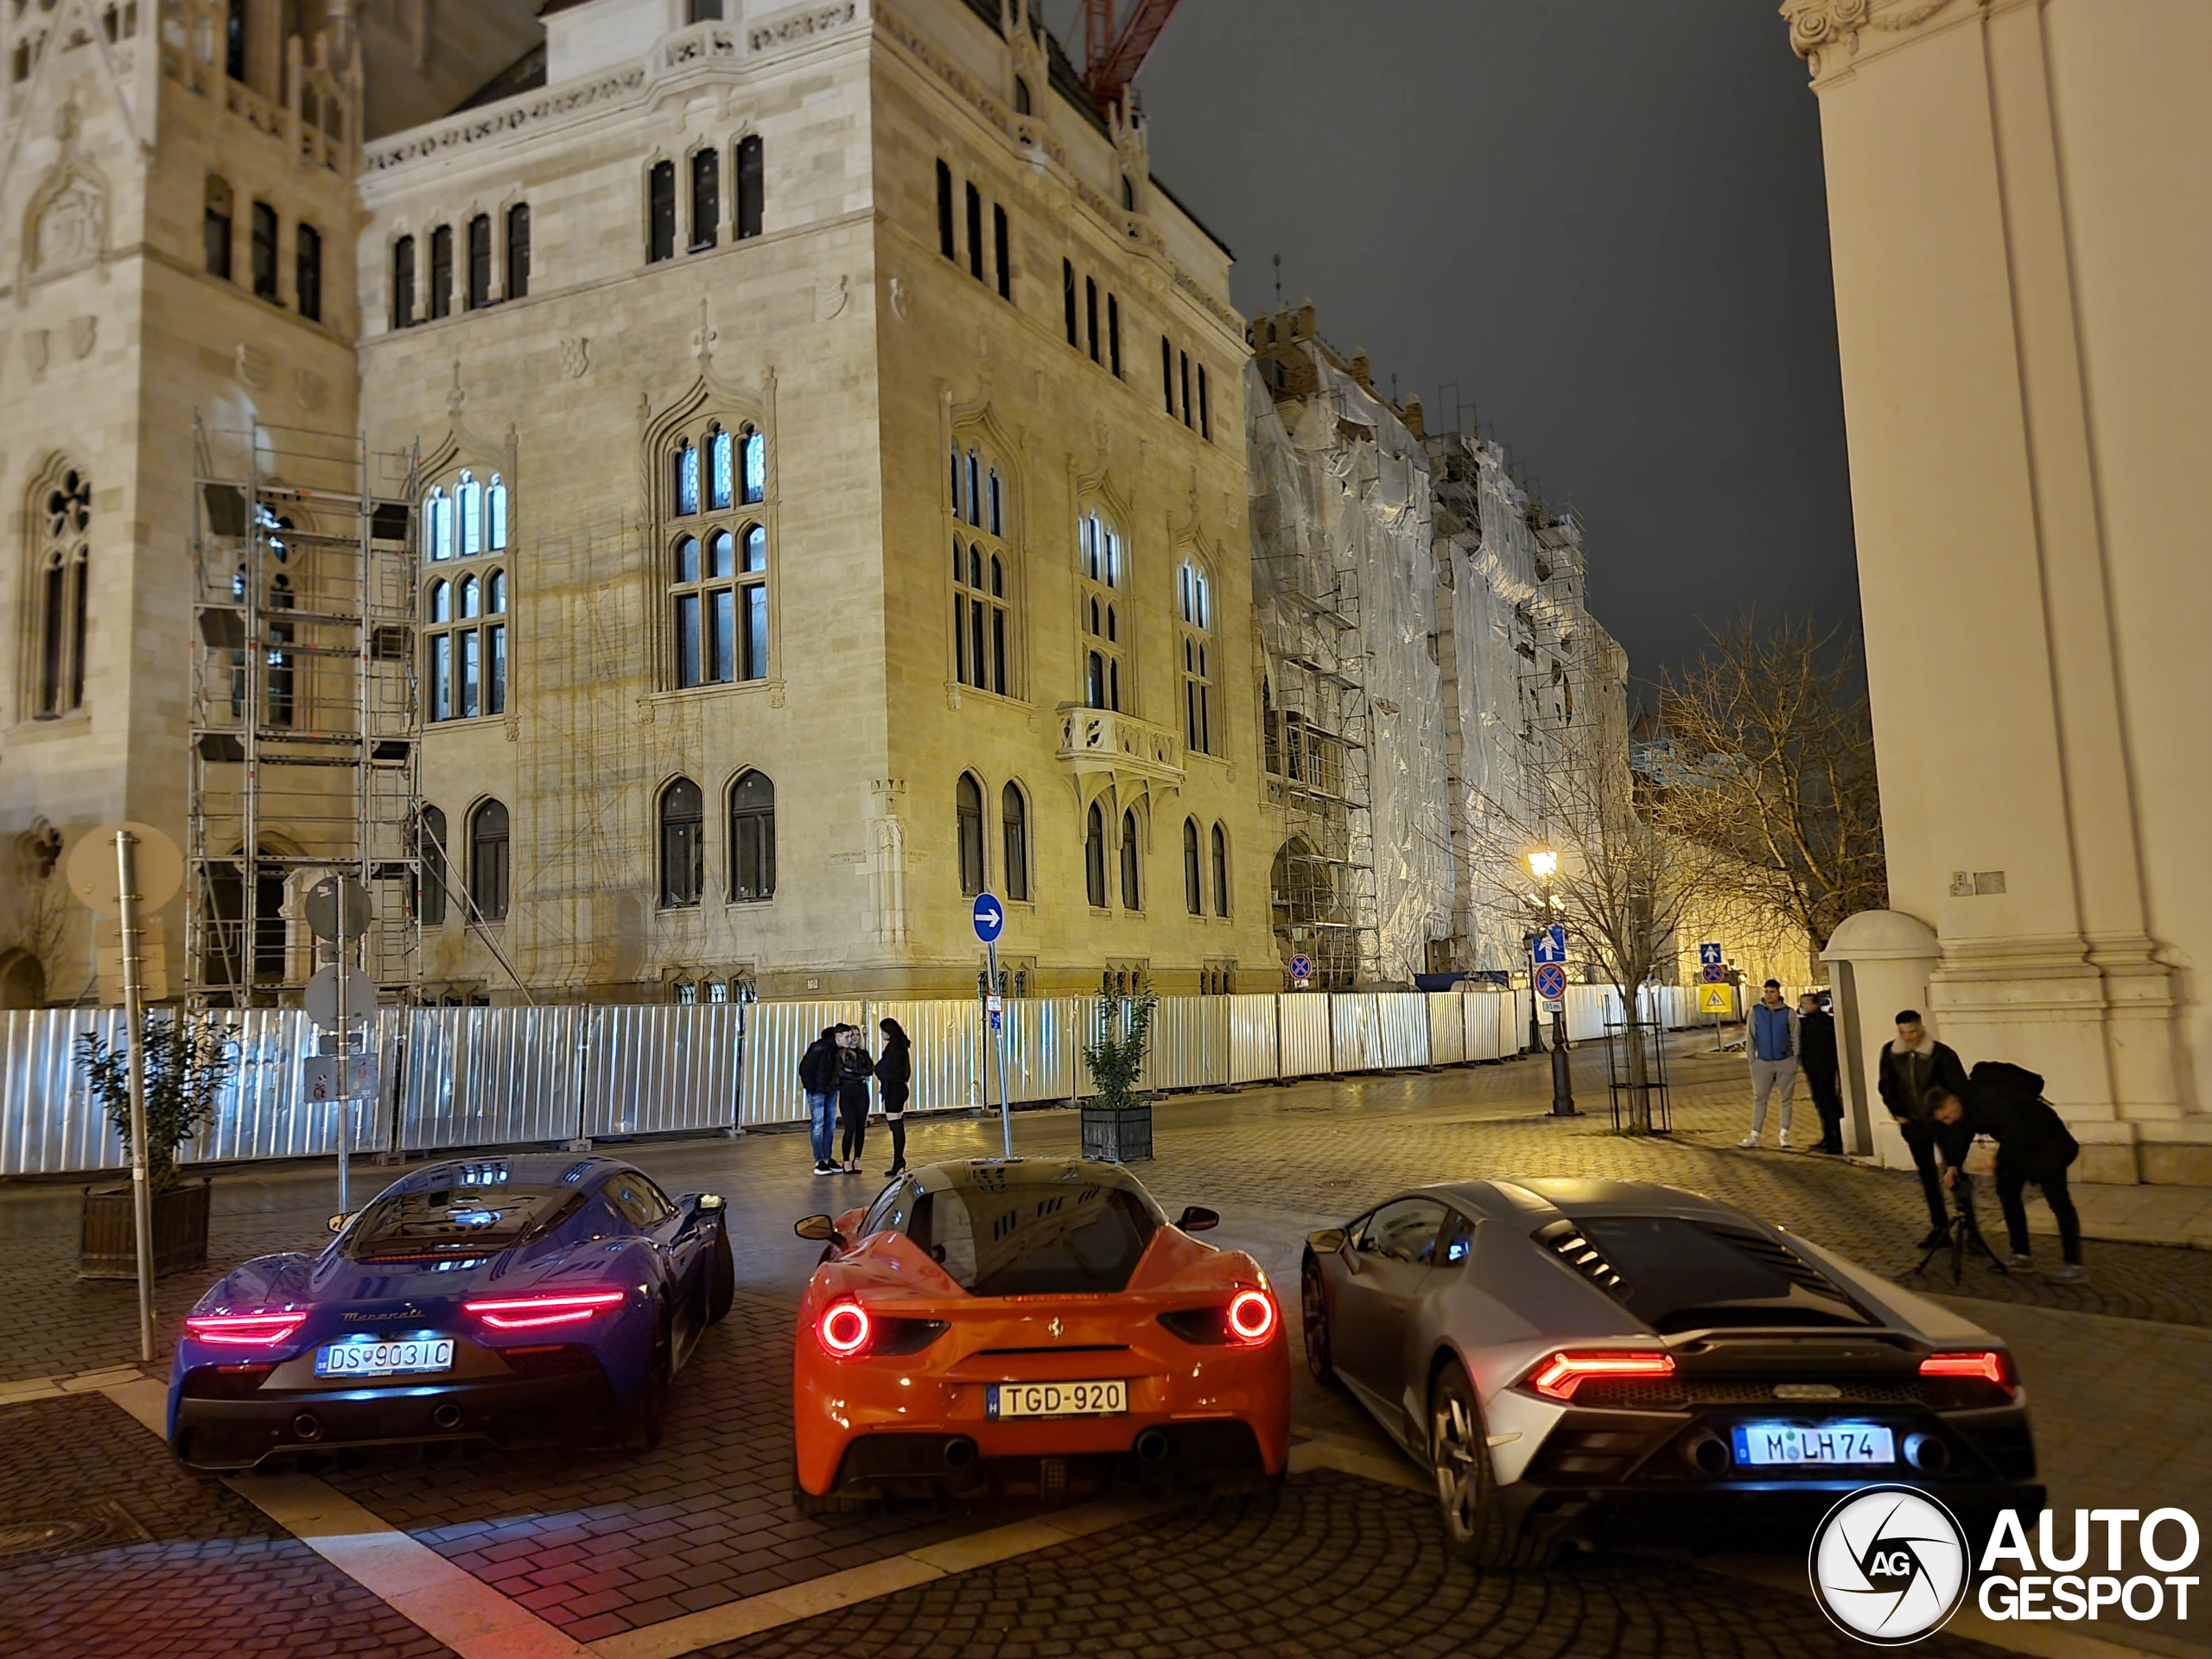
left=1738, top=979, right=1801, bottom=1150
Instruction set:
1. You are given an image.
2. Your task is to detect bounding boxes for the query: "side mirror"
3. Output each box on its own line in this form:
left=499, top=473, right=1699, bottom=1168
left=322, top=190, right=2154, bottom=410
left=327, top=1212, right=354, bottom=1235
left=794, top=1213, right=845, bottom=1248
left=1308, top=1227, right=1347, bottom=1255
left=1176, top=1205, right=1220, bottom=1233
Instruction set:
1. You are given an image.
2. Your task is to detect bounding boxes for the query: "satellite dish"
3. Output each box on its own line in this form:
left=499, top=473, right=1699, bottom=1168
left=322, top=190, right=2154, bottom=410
left=66, top=823, right=184, bottom=915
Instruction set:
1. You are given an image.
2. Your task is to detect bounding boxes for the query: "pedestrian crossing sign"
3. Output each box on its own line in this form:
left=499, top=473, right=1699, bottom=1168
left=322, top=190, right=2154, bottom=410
left=1699, top=983, right=1734, bottom=1016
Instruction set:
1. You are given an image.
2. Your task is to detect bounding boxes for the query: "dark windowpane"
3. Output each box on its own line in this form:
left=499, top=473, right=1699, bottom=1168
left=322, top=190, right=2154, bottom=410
left=736, top=135, right=763, bottom=238
left=744, top=583, right=767, bottom=679
left=1180, top=351, right=1192, bottom=427
left=1085, top=276, right=1098, bottom=362
left=469, top=800, right=510, bottom=921
left=710, top=431, right=734, bottom=512
left=988, top=473, right=1002, bottom=537
left=505, top=203, right=530, bottom=298
left=743, top=523, right=766, bottom=572
left=1212, top=824, right=1230, bottom=916
left=729, top=772, right=776, bottom=899
left=937, top=159, right=955, bottom=259
left=1107, top=294, right=1121, bottom=376
left=203, top=181, right=232, bottom=278
left=957, top=774, right=984, bottom=895
left=675, top=533, right=699, bottom=582
left=952, top=593, right=967, bottom=683
left=1162, top=336, right=1174, bottom=414
left=467, top=213, right=492, bottom=307
left=461, top=626, right=480, bottom=718
left=965, top=181, right=983, bottom=281
left=1198, top=363, right=1211, bottom=439
left=709, top=588, right=734, bottom=683
left=1085, top=804, right=1106, bottom=907
left=691, top=148, right=720, bottom=251
left=742, top=430, right=766, bottom=503
left=430, top=633, right=452, bottom=721
left=675, top=593, right=701, bottom=686
left=487, top=624, right=506, bottom=715
left=226, top=0, right=246, bottom=80
left=1001, top=785, right=1028, bottom=902
left=38, top=566, right=64, bottom=715
left=391, top=236, right=414, bottom=326
left=1120, top=811, right=1141, bottom=910
left=1184, top=819, right=1201, bottom=915
left=687, top=0, right=724, bottom=22
left=417, top=806, right=448, bottom=926
left=992, top=609, right=1006, bottom=695
left=429, top=224, right=453, bottom=318
left=1063, top=259, right=1077, bottom=346
left=993, top=203, right=1009, bottom=298
left=250, top=201, right=279, bottom=300
left=295, top=223, right=322, bottom=321
left=660, top=779, right=704, bottom=908
left=970, top=599, right=986, bottom=692
left=649, top=161, right=676, bottom=262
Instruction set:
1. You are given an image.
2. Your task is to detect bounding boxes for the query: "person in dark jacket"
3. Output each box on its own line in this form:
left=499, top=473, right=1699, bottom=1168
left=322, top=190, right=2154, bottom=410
left=1797, top=993, right=1844, bottom=1154
left=1877, top=1010, right=1971, bottom=1248
left=798, top=1027, right=842, bottom=1176
left=834, top=1025, right=875, bottom=1174
left=875, top=1018, right=912, bottom=1179
left=1931, top=1063, right=2083, bottom=1280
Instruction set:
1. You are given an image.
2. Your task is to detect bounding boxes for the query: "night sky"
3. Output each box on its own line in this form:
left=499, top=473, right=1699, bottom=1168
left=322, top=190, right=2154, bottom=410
left=1066, top=0, right=1860, bottom=685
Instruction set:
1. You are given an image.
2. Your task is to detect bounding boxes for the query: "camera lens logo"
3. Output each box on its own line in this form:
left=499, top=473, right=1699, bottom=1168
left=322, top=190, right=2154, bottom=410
left=1808, top=1485, right=1970, bottom=1643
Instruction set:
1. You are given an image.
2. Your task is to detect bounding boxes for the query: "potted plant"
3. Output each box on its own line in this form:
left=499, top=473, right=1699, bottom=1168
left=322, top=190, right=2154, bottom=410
left=1080, top=984, right=1157, bottom=1163
left=76, top=1011, right=236, bottom=1279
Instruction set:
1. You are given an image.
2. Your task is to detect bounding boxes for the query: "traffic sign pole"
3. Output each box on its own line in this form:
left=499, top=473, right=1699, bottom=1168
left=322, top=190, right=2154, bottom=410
left=115, top=830, right=155, bottom=1364
left=334, top=885, right=349, bottom=1213
left=973, top=894, right=1013, bottom=1159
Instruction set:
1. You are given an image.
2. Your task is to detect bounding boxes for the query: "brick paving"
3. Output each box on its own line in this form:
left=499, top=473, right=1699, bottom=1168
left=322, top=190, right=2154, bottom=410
left=696, top=1468, right=2018, bottom=1659
left=0, top=1390, right=455, bottom=1659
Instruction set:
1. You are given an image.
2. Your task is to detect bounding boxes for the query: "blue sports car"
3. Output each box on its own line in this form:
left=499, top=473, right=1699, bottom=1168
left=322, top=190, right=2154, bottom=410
left=168, top=1154, right=734, bottom=1470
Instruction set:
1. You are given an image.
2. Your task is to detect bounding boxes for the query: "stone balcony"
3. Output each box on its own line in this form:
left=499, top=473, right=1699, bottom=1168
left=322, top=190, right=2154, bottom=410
left=1055, top=704, right=1184, bottom=804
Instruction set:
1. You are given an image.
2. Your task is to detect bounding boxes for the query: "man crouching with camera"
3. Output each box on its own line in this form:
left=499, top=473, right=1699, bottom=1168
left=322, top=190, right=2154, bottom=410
left=1927, top=1063, right=2086, bottom=1282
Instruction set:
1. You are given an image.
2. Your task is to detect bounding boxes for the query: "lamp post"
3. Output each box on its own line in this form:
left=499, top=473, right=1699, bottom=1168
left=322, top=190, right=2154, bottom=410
left=1527, top=849, right=1577, bottom=1117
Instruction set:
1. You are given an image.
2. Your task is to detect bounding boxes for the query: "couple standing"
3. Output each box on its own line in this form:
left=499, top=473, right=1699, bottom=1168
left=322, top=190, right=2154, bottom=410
left=1737, top=981, right=1844, bottom=1152
left=799, top=1020, right=912, bottom=1179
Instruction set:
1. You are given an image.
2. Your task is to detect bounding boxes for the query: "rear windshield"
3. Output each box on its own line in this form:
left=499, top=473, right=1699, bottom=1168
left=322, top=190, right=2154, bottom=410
left=1570, top=1214, right=1868, bottom=1332
left=903, top=1171, right=1161, bottom=1296
left=346, top=1184, right=580, bottom=1260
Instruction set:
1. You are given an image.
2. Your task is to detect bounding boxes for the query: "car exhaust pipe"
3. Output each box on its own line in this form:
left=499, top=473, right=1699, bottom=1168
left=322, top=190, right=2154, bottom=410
left=1904, top=1433, right=1949, bottom=1474
left=1680, top=1429, right=1729, bottom=1475
left=942, top=1435, right=977, bottom=1471
left=291, top=1412, right=322, bottom=1442
left=1134, top=1428, right=1171, bottom=1465
left=431, top=1403, right=463, bottom=1431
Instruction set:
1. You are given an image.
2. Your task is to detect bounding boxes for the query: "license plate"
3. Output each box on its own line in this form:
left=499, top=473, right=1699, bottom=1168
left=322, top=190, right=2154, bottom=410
left=315, top=1338, right=455, bottom=1378
left=1731, top=1422, right=1896, bottom=1465
left=987, top=1379, right=1128, bottom=1419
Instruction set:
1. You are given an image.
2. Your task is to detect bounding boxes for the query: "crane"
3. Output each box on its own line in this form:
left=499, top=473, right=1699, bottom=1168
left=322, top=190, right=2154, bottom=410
left=1081, top=0, right=1180, bottom=118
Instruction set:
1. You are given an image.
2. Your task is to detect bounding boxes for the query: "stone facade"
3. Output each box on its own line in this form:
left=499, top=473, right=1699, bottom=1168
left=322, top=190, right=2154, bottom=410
left=1783, top=0, right=2212, bottom=1177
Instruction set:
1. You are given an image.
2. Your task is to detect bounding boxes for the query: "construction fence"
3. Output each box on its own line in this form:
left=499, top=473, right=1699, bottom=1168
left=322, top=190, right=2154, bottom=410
left=0, top=984, right=1717, bottom=1179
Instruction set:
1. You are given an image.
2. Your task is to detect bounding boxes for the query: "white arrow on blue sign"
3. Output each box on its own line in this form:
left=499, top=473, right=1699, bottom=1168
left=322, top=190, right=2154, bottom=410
left=1700, top=942, right=1725, bottom=967
left=971, top=893, right=1004, bottom=943
left=1532, top=925, right=1568, bottom=965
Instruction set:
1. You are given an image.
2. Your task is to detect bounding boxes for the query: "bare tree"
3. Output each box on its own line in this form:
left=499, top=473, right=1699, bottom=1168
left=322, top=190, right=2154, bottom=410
left=1650, top=616, right=1886, bottom=950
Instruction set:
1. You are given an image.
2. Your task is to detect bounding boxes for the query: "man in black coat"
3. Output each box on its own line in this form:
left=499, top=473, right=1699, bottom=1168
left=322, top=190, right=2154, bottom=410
left=1797, top=993, right=1844, bottom=1153
left=1877, top=1010, right=1971, bottom=1249
left=1930, top=1063, right=2083, bottom=1280
left=798, top=1027, right=842, bottom=1176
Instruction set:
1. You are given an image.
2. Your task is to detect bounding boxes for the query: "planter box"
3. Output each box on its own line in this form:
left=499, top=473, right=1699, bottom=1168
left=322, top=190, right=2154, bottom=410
left=1080, top=1103, right=1154, bottom=1163
left=79, top=1179, right=213, bottom=1280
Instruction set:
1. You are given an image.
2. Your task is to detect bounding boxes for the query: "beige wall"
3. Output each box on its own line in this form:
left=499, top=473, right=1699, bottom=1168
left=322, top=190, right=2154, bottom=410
left=1786, top=0, right=2210, bottom=1173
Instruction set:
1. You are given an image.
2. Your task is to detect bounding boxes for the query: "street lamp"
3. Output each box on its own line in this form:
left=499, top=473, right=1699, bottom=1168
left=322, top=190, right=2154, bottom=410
left=1525, top=849, right=1578, bottom=1117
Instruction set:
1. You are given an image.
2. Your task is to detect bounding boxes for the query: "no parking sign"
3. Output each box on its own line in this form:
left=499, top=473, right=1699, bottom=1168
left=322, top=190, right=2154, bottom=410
left=1535, top=963, right=1567, bottom=1007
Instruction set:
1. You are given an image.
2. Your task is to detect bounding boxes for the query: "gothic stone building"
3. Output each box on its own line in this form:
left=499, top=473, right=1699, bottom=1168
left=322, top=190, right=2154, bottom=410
left=0, top=0, right=1274, bottom=1004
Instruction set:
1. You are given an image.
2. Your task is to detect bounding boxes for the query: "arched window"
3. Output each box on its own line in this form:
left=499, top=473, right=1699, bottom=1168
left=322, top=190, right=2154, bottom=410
left=505, top=203, right=530, bottom=299
left=664, top=415, right=771, bottom=690
left=1183, top=817, right=1202, bottom=916
left=956, top=772, right=985, bottom=896
left=728, top=770, right=776, bottom=900
left=1077, top=509, right=1123, bottom=711
left=648, top=159, right=676, bottom=263
left=708, top=424, right=733, bottom=512
left=424, top=486, right=453, bottom=560
left=1179, top=561, right=1213, bottom=755
left=950, top=439, right=1015, bottom=696
left=205, top=175, right=233, bottom=279
left=1211, top=823, right=1230, bottom=917
left=391, top=233, right=415, bottom=327
left=741, top=424, right=766, bottom=505
left=423, top=465, right=509, bottom=721
left=1120, top=809, right=1141, bottom=911
left=1001, top=782, right=1029, bottom=902
left=466, top=213, right=492, bottom=308
left=416, top=805, right=448, bottom=926
left=690, top=146, right=720, bottom=251
left=735, top=134, right=764, bottom=240
left=429, top=223, right=454, bottom=319
left=659, top=778, right=703, bottom=908
left=459, top=470, right=483, bottom=555
left=672, top=442, right=699, bottom=517
left=27, top=460, right=90, bottom=718
left=248, top=200, right=278, bottom=298
left=487, top=475, right=508, bottom=550
left=468, top=799, right=510, bottom=921
left=1084, top=803, right=1107, bottom=909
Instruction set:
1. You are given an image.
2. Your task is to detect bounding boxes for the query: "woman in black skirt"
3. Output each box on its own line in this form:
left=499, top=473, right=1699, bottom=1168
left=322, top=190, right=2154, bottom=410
left=876, top=1018, right=912, bottom=1178
left=835, top=1025, right=875, bottom=1174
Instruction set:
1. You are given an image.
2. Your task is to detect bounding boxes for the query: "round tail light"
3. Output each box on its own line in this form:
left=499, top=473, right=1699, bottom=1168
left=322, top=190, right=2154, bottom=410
left=818, top=1300, right=872, bottom=1357
left=1228, top=1288, right=1276, bottom=1344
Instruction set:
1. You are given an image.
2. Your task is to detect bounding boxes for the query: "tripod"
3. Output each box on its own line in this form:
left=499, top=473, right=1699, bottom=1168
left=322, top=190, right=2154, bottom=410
left=1916, top=1172, right=2008, bottom=1286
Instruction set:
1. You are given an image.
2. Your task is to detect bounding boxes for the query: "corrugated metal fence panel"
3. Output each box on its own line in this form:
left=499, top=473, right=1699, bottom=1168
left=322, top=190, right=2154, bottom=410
left=1513, top=990, right=1534, bottom=1052
left=1377, top=994, right=1430, bottom=1071
left=191, top=1009, right=401, bottom=1163
left=1427, top=995, right=1465, bottom=1065
left=738, top=1000, right=866, bottom=1128
left=0, top=1008, right=125, bottom=1175
left=1227, top=995, right=1279, bottom=1084
left=402, top=1006, right=588, bottom=1150
left=869, top=1000, right=983, bottom=1115
left=1331, top=994, right=1383, bottom=1073
left=1564, top=986, right=1611, bottom=1044
left=1000, top=997, right=1078, bottom=1103
left=582, top=1006, right=742, bottom=1139
left=1276, top=994, right=1332, bottom=1078
left=1143, top=996, right=1228, bottom=1092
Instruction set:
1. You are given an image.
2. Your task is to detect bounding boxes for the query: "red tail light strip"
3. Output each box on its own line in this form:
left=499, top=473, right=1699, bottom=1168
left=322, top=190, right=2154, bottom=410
left=1526, top=1349, right=1676, bottom=1401
left=184, top=1311, right=308, bottom=1347
left=1919, top=1350, right=2012, bottom=1388
left=462, top=1289, right=626, bottom=1330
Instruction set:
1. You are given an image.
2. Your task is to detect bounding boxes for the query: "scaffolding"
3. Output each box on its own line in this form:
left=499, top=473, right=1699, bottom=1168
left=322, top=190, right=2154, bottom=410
left=184, top=417, right=423, bottom=1008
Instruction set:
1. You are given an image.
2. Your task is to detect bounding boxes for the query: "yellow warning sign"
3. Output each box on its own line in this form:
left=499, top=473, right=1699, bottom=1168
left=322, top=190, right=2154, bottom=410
left=1698, top=983, right=1735, bottom=1016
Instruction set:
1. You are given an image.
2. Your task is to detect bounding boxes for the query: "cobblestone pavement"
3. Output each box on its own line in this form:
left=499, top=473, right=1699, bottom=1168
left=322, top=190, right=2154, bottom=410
left=0, top=1391, right=456, bottom=1659
left=697, top=1469, right=2016, bottom=1659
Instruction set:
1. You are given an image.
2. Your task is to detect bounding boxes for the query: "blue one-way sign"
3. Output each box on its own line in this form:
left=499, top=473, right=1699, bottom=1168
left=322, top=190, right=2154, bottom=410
left=972, top=893, right=1004, bottom=943
left=1700, top=942, right=1725, bottom=968
left=1532, top=925, right=1567, bottom=965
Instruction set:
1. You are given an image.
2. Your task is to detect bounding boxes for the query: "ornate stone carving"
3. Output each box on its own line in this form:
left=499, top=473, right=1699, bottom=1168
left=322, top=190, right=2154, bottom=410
left=887, top=275, right=911, bottom=321
left=559, top=336, right=590, bottom=378
left=815, top=274, right=847, bottom=321
left=67, top=315, right=95, bottom=359
left=235, top=344, right=271, bottom=390
left=1782, top=0, right=1961, bottom=79
left=21, top=105, right=111, bottom=284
